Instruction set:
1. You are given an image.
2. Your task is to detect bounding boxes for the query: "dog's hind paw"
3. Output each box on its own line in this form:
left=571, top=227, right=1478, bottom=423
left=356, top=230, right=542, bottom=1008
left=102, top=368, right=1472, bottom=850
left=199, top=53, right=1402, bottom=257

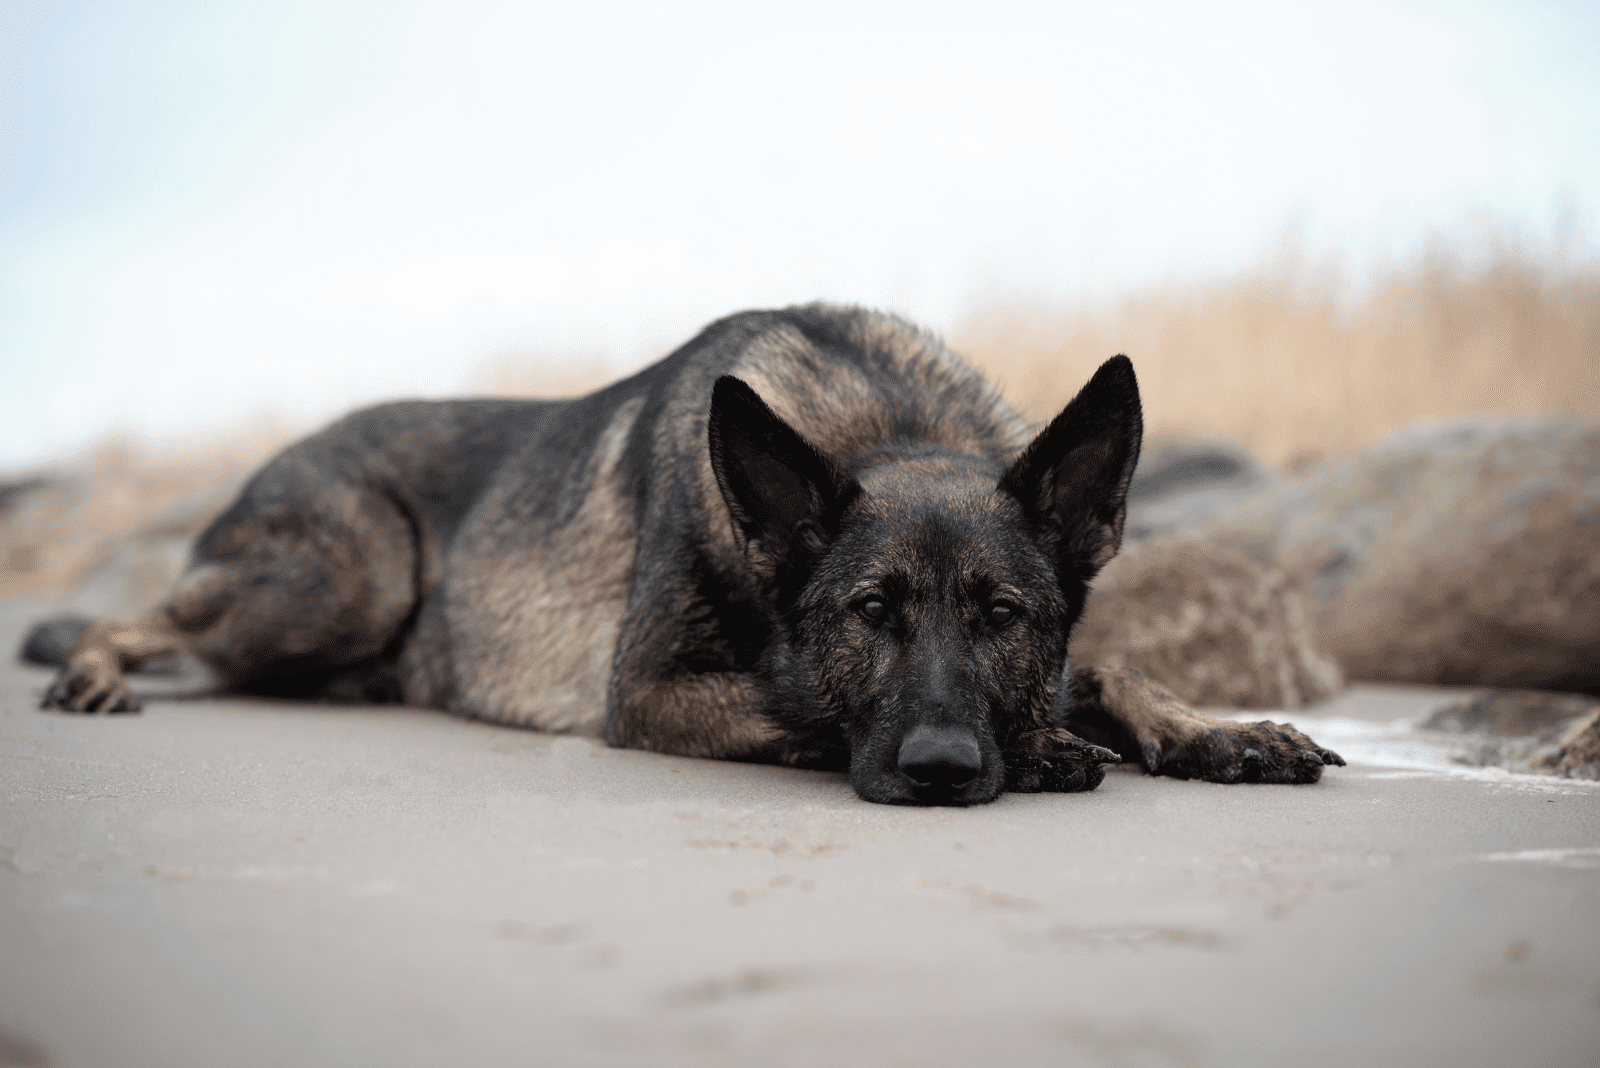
left=1144, top=720, right=1343, bottom=784
left=1004, top=728, right=1121, bottom=793
left=41, top=666, right=142, bottom=714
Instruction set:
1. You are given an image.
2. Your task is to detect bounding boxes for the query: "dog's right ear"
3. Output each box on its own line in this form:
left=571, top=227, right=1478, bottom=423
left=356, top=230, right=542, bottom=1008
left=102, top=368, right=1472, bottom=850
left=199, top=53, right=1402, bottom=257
left=708, top=376, right=860, bottom=566
left=998, top=355, right=1144, bottom=583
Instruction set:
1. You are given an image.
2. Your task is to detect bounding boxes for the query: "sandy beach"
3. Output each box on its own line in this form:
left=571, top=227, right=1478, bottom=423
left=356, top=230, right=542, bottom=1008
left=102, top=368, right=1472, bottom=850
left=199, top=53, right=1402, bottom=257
left=2, top=597, right=1597, bottom=1068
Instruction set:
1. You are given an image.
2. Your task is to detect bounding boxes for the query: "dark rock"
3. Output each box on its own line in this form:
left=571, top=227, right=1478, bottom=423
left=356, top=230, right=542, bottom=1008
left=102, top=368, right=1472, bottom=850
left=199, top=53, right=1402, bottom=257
left=1421, top=689, right=1597, bottom=737
left=1419, top=689, right=1600, bottom=779
left=19, top=615, right=90, bottom=667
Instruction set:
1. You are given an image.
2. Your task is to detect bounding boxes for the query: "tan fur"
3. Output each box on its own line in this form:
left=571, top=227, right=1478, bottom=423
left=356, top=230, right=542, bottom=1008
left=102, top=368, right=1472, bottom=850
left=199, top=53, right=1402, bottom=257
left=1087, top=665, right=1216, bottom=744
left=843, top=312, right=1027, bottom=451
left=605, top=670, right=784, bottom=760
left=450, top=397, right=645, bottom=733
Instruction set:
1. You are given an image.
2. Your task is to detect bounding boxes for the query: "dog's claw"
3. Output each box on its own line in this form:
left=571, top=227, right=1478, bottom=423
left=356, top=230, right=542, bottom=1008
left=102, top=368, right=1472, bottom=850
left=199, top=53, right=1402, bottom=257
left=1299, top=748, right=1324, bottom=765
left=1087, top=744, right=1122, bottom=764
left=1319, top=748, right=1346, bottom=766
left=40, top=668, right=141, bottom=714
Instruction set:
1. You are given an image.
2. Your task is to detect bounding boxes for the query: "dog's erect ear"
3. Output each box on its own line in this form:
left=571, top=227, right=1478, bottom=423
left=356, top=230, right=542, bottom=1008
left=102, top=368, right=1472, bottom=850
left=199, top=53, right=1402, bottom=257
left=998, top=355, right=1143, bottom=580
left=708, top=376, right=860, bottom=564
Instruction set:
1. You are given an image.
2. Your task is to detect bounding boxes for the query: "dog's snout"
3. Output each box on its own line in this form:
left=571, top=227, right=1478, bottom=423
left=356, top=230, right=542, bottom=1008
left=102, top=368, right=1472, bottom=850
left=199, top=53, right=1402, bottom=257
left=897, top=726, right=982, bottom=789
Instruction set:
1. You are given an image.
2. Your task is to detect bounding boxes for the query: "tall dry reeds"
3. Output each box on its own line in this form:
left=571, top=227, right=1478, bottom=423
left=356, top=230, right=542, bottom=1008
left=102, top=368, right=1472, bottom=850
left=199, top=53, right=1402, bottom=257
left=954, top=251, right=1600, bottom=468
left=3, top=248, right=1595, bottom=601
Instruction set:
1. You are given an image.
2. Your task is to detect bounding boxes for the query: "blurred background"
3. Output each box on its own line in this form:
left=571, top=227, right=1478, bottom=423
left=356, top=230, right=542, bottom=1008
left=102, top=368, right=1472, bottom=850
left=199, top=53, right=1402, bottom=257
left=1, top=0, right=1597, bottom=601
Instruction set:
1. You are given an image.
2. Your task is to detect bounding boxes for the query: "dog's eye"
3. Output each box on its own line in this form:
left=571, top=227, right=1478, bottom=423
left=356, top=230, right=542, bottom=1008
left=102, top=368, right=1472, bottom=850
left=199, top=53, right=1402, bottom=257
left=987, top=602, right=1017, bottom=627
left=859, top=598, right=888, bottom=623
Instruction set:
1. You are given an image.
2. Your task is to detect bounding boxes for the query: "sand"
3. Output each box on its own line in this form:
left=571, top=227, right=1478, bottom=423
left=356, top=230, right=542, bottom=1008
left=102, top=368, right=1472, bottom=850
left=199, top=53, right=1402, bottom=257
left=2, top=598, right=1597, bottom=1068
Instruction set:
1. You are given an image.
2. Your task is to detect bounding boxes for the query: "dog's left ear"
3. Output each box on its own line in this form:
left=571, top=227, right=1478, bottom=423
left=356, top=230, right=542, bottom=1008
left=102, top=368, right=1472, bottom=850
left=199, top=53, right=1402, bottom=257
left=999, top=355, right=1143, bottom=580
left=708, top=376, right=861, bottom=567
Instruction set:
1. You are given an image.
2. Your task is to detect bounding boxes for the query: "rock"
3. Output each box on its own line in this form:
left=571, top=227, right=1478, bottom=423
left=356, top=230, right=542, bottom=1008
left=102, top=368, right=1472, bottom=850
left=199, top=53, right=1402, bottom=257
left=1420, top=689, right=1596, bottom=736
left=19, top=615, right=90, bottom=667
left=1202, top=417, right=1600, bottom=694
left=1419, top=689, right=1600, bottom=780
left=1537, top=710, right=1600, bottom=779
left=1074, top=535, right=1343, bottom=709
left=1122, top=438, right=1277, bottom=545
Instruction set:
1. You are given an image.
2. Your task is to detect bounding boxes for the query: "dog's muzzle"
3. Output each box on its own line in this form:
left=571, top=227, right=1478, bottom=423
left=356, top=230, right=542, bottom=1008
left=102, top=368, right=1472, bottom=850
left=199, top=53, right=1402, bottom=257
left=897, top=725, right=983, bottom=793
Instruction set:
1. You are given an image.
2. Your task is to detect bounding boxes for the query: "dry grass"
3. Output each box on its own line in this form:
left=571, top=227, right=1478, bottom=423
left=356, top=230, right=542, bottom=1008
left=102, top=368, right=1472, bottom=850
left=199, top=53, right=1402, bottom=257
left=0, top=424, right=296, bottom=601
left=3, top=248, right=1595, bottom=603
left=467, top=348, right=617, bottom=399
left=954, top=251, right=1600, bottom=469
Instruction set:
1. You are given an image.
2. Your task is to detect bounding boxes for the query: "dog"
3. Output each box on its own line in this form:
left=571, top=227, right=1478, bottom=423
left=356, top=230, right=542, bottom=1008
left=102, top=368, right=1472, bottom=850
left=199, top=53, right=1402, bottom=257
left=33, top=303, right=1343, bottom=804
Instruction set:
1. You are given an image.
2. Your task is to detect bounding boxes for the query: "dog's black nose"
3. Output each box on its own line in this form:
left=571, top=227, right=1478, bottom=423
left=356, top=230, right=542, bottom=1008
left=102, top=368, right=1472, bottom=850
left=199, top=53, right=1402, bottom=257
left=897, top=726, right=982, bottom=789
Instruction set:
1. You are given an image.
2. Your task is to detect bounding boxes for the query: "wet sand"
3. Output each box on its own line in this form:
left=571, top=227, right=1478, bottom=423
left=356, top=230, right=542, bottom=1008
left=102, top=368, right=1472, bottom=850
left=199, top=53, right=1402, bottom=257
left=2, top=598, right=1596, bottom=1068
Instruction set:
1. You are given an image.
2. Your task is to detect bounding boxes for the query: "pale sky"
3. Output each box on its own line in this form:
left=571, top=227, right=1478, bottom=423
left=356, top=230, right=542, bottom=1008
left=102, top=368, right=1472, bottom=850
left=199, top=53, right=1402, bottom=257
left=2, top=0, right=1597, bottom=469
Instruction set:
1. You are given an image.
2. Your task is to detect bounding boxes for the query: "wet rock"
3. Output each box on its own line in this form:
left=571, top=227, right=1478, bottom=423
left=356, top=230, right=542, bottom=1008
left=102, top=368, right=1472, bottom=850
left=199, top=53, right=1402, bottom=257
left=1537, top=710, right=1600, bottom=779
left=1203, top=417, right=1600, bottom=694
left=1419, top=689, right=1600, bottom=779
left=1420, top=689, right=1596, bottom=736
left=1074, top=535, right=1343, bottom=709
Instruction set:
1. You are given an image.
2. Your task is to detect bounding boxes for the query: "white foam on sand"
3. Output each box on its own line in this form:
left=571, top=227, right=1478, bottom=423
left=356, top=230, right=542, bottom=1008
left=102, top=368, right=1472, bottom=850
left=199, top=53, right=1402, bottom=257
left=1475, top=847, right=1600, bottom=869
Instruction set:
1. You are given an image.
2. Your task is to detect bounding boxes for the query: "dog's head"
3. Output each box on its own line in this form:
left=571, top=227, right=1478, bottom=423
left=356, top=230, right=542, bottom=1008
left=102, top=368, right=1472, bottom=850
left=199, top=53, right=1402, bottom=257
left=708, top=357, right=1142, bottom=805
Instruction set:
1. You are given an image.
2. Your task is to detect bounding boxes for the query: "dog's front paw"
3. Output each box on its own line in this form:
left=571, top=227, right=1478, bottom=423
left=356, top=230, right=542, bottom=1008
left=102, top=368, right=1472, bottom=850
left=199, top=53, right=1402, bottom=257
left=1143, top=720, right=1343, bottom=784
left=1004, top=728, right=1121, bottom=793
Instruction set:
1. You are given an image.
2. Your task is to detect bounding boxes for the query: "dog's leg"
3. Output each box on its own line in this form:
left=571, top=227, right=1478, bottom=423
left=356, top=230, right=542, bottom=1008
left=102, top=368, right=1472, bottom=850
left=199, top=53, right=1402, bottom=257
left=41, top=564, right=232, bottom=713
left=605, top=670, right=788, bottom=762
left=1060, top=665, right=1345, bottom=784
left=41, top=611, right=187, bottom=713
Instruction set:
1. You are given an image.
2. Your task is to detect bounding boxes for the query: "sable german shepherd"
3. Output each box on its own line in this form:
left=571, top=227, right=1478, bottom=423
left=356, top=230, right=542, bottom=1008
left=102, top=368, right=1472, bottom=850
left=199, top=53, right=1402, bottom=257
left=34, top=304, right=1342, bottom=804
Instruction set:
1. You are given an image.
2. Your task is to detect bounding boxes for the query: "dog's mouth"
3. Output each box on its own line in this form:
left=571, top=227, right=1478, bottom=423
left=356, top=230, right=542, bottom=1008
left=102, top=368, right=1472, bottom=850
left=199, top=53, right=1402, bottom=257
left=851, top=769, right=1003, bottom=807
